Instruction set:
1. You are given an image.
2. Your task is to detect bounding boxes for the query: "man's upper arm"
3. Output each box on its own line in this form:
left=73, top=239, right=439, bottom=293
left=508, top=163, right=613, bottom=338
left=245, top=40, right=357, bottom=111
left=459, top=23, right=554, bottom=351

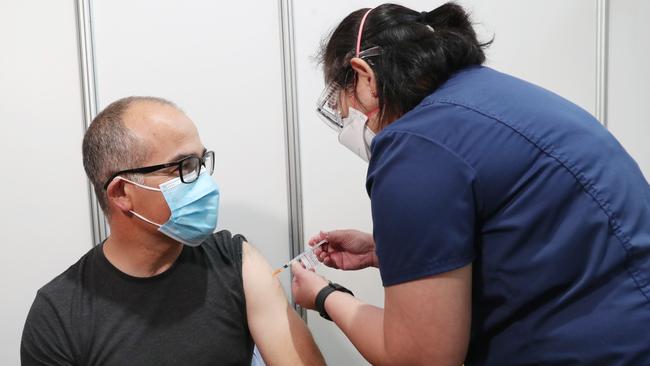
left=241, top=242, right=324, bottom=366
left=384, top=264, right=472, bottom=365
left=21, top=292, right=75, bottom=366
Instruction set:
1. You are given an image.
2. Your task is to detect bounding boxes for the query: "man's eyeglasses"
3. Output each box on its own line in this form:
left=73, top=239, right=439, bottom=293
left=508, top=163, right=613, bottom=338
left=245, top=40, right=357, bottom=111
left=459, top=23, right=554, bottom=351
left=103, top=150, right=215, bottom=190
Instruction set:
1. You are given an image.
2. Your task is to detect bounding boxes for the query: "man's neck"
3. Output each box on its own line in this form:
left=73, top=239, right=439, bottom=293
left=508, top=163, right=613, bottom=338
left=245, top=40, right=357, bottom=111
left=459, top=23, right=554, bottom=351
left=103, top=231, right=184, bottom=278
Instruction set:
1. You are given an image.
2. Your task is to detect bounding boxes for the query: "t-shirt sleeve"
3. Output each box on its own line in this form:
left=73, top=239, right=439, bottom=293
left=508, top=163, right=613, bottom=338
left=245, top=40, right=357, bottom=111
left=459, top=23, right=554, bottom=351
left=209, top=229, right=247, bottom=271
left=367, top=130, right=478, bottom=286
left=21, top=291, right=75, bottom=366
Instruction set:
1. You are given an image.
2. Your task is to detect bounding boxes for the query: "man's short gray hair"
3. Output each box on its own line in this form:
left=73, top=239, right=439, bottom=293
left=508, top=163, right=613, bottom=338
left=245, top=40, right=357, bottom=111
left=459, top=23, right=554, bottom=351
left=82, top=96, right=177, bottom=214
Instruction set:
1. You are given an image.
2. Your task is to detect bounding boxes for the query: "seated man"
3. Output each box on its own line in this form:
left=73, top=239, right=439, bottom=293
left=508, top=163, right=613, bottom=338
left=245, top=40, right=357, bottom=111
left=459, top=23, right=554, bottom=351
left=21, top=96, right=324, bottom=365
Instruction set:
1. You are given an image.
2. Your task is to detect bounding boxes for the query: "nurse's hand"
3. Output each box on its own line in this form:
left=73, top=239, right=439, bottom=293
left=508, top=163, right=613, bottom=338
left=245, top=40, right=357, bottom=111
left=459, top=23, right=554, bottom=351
left=309, top=230, right=378, bottom=270
left=291, top=262, right=329, bottom=310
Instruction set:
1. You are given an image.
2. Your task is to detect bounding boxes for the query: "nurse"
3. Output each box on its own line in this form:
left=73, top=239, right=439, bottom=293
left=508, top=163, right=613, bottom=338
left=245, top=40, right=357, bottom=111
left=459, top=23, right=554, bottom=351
left=291, top=3, right=650, bottom=365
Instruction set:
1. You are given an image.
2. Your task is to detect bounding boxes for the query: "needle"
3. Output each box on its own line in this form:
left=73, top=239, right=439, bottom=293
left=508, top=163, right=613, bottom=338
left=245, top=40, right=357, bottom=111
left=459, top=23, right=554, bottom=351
left=272, top=240, right=327, bottom=276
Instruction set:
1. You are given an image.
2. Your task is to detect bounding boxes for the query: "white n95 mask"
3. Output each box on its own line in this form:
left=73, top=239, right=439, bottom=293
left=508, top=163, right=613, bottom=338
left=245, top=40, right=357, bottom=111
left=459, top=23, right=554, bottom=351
left=338, top=107, right=376, bottom=162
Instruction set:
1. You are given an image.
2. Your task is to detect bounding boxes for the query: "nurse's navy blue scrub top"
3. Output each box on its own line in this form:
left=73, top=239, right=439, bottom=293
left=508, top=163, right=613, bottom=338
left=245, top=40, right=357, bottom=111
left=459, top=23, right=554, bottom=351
left=366, top=66, right=650, bottom=365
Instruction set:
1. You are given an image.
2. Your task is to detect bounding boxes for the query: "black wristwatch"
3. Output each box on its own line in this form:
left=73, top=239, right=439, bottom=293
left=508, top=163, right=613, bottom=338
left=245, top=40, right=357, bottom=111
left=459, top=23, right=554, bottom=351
left=315, top=282, right=354, bottom=321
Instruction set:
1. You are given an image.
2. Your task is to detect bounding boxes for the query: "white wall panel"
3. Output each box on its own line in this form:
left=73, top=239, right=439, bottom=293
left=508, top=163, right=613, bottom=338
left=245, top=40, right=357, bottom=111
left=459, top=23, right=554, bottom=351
left=607, top=0, right=650, bottom=180
left=463, top=0, right=598, bottom=115
left=91, top=0, right=293, bottom=291
left=293, top=1, right=598, bottom=364
left=0, top=2, right=92, bottom=365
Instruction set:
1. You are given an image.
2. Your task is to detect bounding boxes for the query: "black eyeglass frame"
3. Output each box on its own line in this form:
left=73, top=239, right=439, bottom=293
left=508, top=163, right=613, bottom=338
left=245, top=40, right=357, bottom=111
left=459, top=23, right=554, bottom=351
left=103, top=150, right=215, bottom=190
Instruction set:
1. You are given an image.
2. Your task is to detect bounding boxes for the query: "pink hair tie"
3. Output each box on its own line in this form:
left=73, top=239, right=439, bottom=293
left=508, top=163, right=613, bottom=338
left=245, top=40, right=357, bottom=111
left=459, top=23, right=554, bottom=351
left=356, top=7, right=375, bottom=57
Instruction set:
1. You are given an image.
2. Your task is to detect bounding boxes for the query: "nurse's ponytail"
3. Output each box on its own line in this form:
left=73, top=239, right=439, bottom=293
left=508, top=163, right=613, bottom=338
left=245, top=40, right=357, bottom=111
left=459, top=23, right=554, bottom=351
left=420, top=3, right=477, bottom=37
left=320, top=2, right=491, bottom=128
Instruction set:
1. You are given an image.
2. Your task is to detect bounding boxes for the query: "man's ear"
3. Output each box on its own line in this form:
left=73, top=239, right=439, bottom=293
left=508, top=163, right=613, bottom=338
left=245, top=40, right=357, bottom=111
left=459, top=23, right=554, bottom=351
left=350, top=57, right=377, bottom=95
left=106, top=178, right=133, bottom=215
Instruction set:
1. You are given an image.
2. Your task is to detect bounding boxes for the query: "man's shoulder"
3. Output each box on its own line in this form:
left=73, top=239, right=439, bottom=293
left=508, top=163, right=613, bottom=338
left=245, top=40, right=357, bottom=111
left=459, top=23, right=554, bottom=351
left=210, top=229, right=248, bottom=246
left=199, top=230, right=248, bottom=266
left=38, top=245, right=97, bottom=301
left=22, top=254, right=93, bottom=366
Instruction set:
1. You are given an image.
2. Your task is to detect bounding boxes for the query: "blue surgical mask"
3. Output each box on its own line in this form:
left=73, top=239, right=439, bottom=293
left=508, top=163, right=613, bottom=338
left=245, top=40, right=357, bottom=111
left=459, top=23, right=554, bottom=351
left=118, top=171, right=220, bottom=246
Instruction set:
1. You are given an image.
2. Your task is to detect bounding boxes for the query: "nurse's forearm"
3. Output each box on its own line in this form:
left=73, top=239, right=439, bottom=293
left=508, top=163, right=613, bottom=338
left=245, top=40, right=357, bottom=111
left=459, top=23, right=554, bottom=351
left=324, top=292, right=392, bottom=365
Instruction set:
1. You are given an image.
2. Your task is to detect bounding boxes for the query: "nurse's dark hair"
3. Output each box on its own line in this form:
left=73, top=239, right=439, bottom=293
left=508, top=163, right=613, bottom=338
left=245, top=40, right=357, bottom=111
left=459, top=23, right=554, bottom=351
left=320, top=2, right=491, bottom=127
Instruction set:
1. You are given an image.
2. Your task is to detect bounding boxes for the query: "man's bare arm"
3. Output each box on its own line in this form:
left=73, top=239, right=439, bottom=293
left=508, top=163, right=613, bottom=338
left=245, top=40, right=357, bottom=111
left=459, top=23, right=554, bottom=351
left=242, top=242, right=325, bottom=366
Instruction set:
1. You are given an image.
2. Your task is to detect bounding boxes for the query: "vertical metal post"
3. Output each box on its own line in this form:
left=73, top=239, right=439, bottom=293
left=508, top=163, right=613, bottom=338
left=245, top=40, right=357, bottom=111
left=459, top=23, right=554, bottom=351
left=278, top=0, right=306, bottom=319
left=596, top=0, right=609, bottom=127
left=75, top=0, right=108, bottom=245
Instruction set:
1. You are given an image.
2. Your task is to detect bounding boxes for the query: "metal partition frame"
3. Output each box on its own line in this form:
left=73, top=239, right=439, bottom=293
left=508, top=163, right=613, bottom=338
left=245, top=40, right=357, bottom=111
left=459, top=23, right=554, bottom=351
left=75, top=0, right=108, bottom=246
left=278, top=0, right=307, bottom=318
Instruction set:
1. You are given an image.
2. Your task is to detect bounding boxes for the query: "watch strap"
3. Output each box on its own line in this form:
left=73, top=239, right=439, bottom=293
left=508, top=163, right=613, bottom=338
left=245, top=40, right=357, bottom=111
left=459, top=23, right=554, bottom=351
left=315, top=282, right=354, bottom=321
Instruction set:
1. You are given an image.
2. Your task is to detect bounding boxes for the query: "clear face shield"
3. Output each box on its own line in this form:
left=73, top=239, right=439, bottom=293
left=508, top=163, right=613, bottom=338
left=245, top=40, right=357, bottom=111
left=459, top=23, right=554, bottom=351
left=315, top=46, right=383, bottom=133
left=316, top=81, right=345, bottom=132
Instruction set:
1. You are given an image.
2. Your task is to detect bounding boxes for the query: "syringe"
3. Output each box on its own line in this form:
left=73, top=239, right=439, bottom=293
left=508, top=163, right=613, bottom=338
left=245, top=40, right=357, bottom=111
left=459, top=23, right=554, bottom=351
left=272, top=240, right=327, bottom=276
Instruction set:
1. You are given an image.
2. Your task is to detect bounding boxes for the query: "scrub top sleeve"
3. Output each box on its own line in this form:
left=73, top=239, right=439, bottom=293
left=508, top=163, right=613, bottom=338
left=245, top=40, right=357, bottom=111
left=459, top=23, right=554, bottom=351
left=367, top=131, right=478, bottom=286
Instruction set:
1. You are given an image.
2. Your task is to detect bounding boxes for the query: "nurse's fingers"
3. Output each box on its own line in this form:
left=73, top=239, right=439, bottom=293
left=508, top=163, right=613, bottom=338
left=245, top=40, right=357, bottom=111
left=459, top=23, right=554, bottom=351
left=323, top=257, right=335, bottom=268
left=308, top=231, right=327, bottom=246
left=313, top=243, right=330, bottom=258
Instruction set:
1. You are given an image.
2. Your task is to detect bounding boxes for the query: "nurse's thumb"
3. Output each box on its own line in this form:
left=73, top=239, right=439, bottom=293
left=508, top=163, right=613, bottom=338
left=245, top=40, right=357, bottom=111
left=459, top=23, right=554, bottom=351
left=291, top=261, right=305, bottom=277
left=324, top=229, right=358, bottom=247
left=323, top=229, right=346, bottom=244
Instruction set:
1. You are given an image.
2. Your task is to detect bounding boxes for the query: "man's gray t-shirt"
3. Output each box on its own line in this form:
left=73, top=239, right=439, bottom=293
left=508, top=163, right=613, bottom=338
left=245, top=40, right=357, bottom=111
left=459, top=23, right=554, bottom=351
left=21, top=230, right=254, bottom=365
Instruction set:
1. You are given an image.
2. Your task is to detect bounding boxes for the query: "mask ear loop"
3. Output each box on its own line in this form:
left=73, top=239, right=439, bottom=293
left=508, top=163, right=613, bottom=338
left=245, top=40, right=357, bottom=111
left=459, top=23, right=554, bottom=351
left=103, top=176, right=165, bottom=227
left=130, top=210, right=163, bottom=228
left=110, top=176, right=165, bottom=227
left=114, top=176, right=161, bottom=192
